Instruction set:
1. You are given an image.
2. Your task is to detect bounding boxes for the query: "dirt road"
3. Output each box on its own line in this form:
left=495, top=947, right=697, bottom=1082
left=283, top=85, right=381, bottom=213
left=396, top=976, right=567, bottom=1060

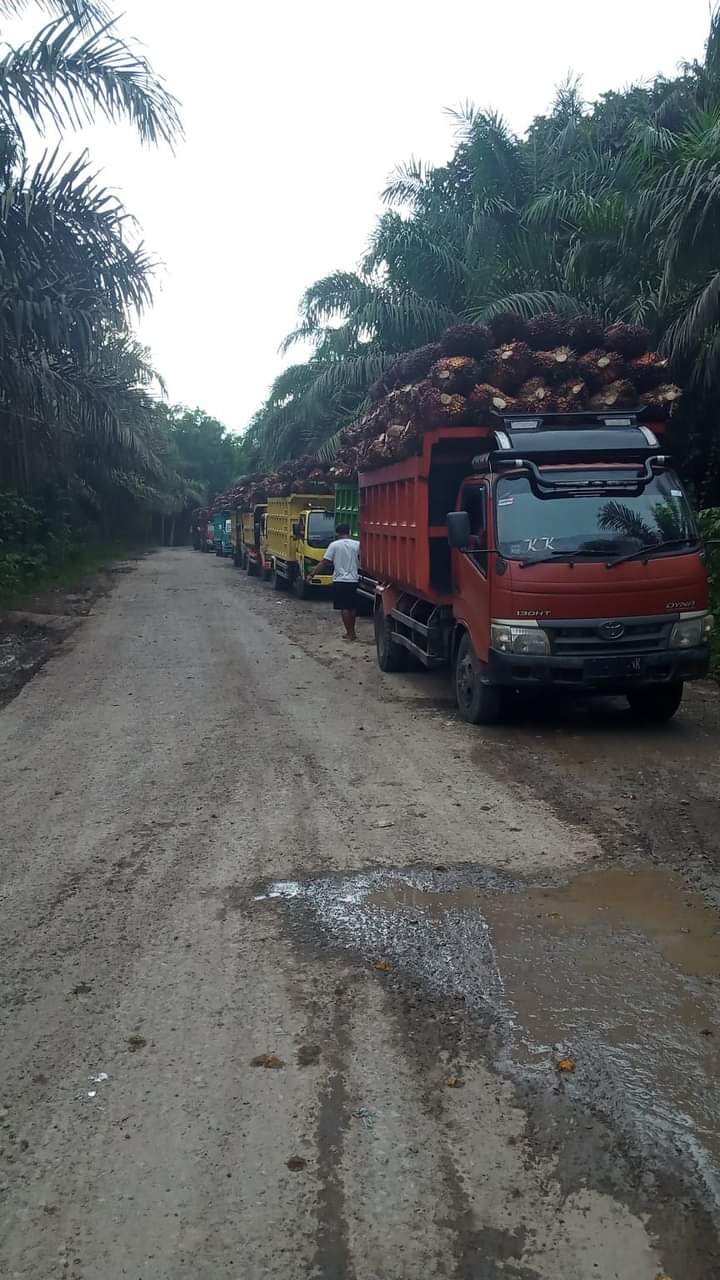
left=2, top=548, right=720, bottom=1279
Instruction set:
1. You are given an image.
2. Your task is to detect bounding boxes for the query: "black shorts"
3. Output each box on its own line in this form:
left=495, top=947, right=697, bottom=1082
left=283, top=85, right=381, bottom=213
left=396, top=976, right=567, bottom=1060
left=332, top=582, right=358, bottom=611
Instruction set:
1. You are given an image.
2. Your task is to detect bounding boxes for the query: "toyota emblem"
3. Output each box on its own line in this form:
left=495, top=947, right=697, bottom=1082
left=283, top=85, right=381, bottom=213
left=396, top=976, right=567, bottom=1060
left=600, top=620, right=625, bottom=640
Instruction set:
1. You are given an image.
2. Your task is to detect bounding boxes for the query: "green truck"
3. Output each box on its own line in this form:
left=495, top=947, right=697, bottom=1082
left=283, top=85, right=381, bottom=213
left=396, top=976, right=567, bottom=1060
left=212, top=511, right=234, bottom=557
left=334, top=481, right=359, bottom=537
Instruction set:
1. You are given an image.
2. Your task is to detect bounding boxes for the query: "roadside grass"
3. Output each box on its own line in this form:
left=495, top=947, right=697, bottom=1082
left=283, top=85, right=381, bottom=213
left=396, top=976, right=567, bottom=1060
left=0, top=541, right=152, bottom=609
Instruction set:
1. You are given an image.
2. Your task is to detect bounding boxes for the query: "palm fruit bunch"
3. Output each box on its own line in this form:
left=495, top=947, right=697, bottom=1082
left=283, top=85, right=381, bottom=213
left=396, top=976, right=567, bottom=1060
left=639, top=384, right=683, bottom=419
left=440, top=323, right=493, bottom=360
left=552, top=379, right=588, bottom=412
left=400, top=342, right=443, bottom=383
left=532, top=346, right=578, bottom=383
left=418, top=385, right=469, bottom=426
left=567, top=315, right=605, bottom=353
left=577, top=349, right=626, bottom=389
left=468, top=384, right=516, bottom=414
left=430, top=355, right=482, bottom=395
left=603, top=323, right=650, bottom=358
left=526, top=311, right=572, bottom=350
left=516, top=377, right=553, bottom=410
left=489, top=311, right=530, bottom=345
left=483, top=341, right=532, bottom=390
left=629, top=352, right=670, bottom=391
left=588, top=380, right=638, bottom=410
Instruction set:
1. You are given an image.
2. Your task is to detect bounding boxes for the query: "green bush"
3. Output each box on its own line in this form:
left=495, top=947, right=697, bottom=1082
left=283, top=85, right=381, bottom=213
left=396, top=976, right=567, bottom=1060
left=699, top=508, right=720, bottom=673
left=0, top=491, right=50, bottom=596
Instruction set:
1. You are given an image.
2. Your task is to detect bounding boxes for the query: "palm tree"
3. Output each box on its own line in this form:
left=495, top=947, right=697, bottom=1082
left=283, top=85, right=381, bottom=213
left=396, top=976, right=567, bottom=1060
left=0, top=0, right=182, bottom=533
left=0, top=0, right=180, bottom=144
left=246, top=5, right=720, bottom=490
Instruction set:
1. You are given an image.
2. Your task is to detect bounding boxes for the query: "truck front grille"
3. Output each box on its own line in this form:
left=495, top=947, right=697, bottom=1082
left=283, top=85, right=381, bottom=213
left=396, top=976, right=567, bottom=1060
left=548, top=618, right=671, bottom=656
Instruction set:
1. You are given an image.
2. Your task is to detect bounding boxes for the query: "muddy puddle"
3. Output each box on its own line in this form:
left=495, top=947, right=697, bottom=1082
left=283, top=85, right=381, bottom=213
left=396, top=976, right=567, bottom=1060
left=259, top=862, right=720, bottom=1206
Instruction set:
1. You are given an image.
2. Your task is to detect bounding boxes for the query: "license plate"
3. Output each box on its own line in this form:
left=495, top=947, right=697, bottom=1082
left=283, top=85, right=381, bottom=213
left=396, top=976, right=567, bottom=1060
left=585, top=655, right=645, bottom=679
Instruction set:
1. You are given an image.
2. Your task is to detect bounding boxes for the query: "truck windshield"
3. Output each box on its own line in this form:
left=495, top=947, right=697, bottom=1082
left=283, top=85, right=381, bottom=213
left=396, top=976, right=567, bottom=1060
left=307, top=512, right=336, bottom=549
left=495, top=469, right=698, bottom=561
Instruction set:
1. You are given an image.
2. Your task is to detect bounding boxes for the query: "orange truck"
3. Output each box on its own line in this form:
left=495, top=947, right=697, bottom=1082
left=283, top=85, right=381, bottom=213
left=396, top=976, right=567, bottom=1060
left=362, top=410, right=711, bottom=724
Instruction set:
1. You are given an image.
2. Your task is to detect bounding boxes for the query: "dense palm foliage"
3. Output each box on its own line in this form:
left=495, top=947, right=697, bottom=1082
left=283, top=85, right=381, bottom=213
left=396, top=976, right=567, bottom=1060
left=247, top=9, right=720, bottom=502
left=0, top=0, right=233, bottom=588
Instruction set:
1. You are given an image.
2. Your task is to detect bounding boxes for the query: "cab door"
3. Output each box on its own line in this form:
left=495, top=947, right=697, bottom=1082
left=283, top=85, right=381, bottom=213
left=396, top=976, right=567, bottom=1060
left=452, top=481, right=492, bottom=663
left=295, top=514, right=307, bottom=576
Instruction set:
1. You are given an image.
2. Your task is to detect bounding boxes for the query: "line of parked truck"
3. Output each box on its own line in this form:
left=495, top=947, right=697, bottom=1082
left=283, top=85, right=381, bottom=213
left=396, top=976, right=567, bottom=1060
left=192, top=408, right=713, bottom=725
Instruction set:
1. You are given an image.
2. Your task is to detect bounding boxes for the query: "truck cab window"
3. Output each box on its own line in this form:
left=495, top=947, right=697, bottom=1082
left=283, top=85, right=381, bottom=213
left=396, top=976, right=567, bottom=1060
left=461, top=484, right=488, bottom=572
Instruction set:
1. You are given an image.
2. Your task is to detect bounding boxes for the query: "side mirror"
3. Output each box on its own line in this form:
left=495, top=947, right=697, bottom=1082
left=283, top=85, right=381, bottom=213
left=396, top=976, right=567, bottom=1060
left=447, top=511, right=471, bottom=549
left=292, top=521, right=301, bottom=538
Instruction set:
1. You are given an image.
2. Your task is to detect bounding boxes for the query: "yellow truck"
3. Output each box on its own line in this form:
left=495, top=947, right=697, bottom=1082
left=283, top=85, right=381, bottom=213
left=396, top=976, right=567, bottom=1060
left=264, top=493, right=336, bottom=598
left=235, top=503, right=272, bottom=577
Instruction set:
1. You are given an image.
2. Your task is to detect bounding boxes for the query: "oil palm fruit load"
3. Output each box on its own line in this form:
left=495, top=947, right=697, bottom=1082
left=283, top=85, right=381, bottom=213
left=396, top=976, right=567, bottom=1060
left=191, top=506, right=210, bottom=528
left=332, top=312, right=683, bottom=475
left=210, top=456, right=338, bottom=517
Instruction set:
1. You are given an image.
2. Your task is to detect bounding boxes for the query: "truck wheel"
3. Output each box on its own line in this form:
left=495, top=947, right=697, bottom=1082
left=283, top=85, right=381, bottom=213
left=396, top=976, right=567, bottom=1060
left=375, top=608, right=407, bottom=672
left=627, top=682, right=684, bottom=723
left=263, top=564, right=272, bottom=582
left=272, top=567, right=287, bottom=591
left=246, top=556, right=257, bottom=577
left=293, top=573, right=309, bottom=600
left=454, top=633, right=504, bottom=725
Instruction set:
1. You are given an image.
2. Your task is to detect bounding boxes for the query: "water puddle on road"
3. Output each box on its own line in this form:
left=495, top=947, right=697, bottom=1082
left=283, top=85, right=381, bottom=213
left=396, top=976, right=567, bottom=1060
left=260, top=862, right=720, bottom=1202
left=521, top=865, right=720, bottom=976
left=483, top=866, right=720, bottom=1200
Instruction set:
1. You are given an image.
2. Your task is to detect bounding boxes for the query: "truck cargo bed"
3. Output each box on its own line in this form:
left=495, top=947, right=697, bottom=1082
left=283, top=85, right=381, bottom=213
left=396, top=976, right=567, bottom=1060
left=359, top=426, right=493, bottom=599
left=265, top=493, right=334, bottom=562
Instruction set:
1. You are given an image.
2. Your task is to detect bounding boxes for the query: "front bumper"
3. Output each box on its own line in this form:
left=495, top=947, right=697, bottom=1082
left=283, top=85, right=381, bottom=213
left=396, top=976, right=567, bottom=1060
left=486, top=645, right=710, bottom=692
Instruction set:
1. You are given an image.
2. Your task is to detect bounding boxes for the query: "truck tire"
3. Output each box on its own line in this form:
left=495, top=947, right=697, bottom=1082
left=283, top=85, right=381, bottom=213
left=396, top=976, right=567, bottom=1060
left=263, top=564, right=272, bottom=582
left=272, top=567, right=287, bottom=591
left=375, top=608, right=407, bottom=672
left=293, top=573, right=309, bottom=600
left=627, top=681, right=684, bottom=723
left=454, top=633, right=504, bottom=725
left=246, top=555, right=257, bottom=577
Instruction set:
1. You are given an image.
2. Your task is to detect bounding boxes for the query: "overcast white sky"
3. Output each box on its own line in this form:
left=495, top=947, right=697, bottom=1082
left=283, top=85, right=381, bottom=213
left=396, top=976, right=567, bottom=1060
left=28, top=0, right=714, bottom=433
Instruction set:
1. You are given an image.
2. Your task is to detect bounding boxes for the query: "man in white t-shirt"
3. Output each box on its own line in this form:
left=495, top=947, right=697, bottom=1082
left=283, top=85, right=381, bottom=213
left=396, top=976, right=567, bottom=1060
left=309, top=523, right=361, bottom=640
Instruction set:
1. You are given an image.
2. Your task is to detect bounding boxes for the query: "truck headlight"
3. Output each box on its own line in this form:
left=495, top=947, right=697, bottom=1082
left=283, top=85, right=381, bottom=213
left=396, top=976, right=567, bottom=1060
left=491, top=622, right=550, bottom=656
left=669, top=612, right=714, bottom=649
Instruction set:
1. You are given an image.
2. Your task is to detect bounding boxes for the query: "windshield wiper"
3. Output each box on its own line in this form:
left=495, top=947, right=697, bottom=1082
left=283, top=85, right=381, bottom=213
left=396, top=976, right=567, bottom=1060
left=606, top=537, right=699, bottom=569
left=518, top=548, right=612, bottom=569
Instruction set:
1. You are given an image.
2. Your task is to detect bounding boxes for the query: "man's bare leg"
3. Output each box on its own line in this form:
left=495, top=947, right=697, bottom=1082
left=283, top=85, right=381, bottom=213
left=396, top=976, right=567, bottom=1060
left=341, top=608, right=357, bottom=640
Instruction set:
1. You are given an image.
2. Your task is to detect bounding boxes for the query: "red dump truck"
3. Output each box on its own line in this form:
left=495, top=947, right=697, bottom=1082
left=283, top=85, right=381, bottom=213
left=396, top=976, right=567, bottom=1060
left=361, top=411, right=712, bottom=724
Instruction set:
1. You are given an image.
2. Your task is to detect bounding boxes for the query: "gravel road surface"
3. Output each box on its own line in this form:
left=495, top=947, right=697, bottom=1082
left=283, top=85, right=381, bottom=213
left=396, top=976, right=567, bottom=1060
left=1, top=548, right=719, bottom=1279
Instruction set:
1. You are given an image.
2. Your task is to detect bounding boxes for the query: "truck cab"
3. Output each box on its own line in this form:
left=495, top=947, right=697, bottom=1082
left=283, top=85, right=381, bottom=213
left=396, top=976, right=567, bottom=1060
left=452, top=419, right=711, bottom=721
left=264, top=495, right=335, bottom=598
left=291, top=507, right=336, bottom=598
left=213, top=511, right=233, bottom=557
left=242, top=503, right=271, bottom=577
left=367, top=413, right=712, bottom=724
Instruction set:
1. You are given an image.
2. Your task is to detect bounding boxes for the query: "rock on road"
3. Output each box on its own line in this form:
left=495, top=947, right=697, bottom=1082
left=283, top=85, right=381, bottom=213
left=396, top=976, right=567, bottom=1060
left=1, top=548, right=720, bottom=1279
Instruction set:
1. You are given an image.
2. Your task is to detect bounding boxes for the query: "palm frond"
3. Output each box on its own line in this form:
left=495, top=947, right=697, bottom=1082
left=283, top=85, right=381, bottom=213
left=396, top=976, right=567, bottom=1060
left=0, top=15, right=182, bottom=145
